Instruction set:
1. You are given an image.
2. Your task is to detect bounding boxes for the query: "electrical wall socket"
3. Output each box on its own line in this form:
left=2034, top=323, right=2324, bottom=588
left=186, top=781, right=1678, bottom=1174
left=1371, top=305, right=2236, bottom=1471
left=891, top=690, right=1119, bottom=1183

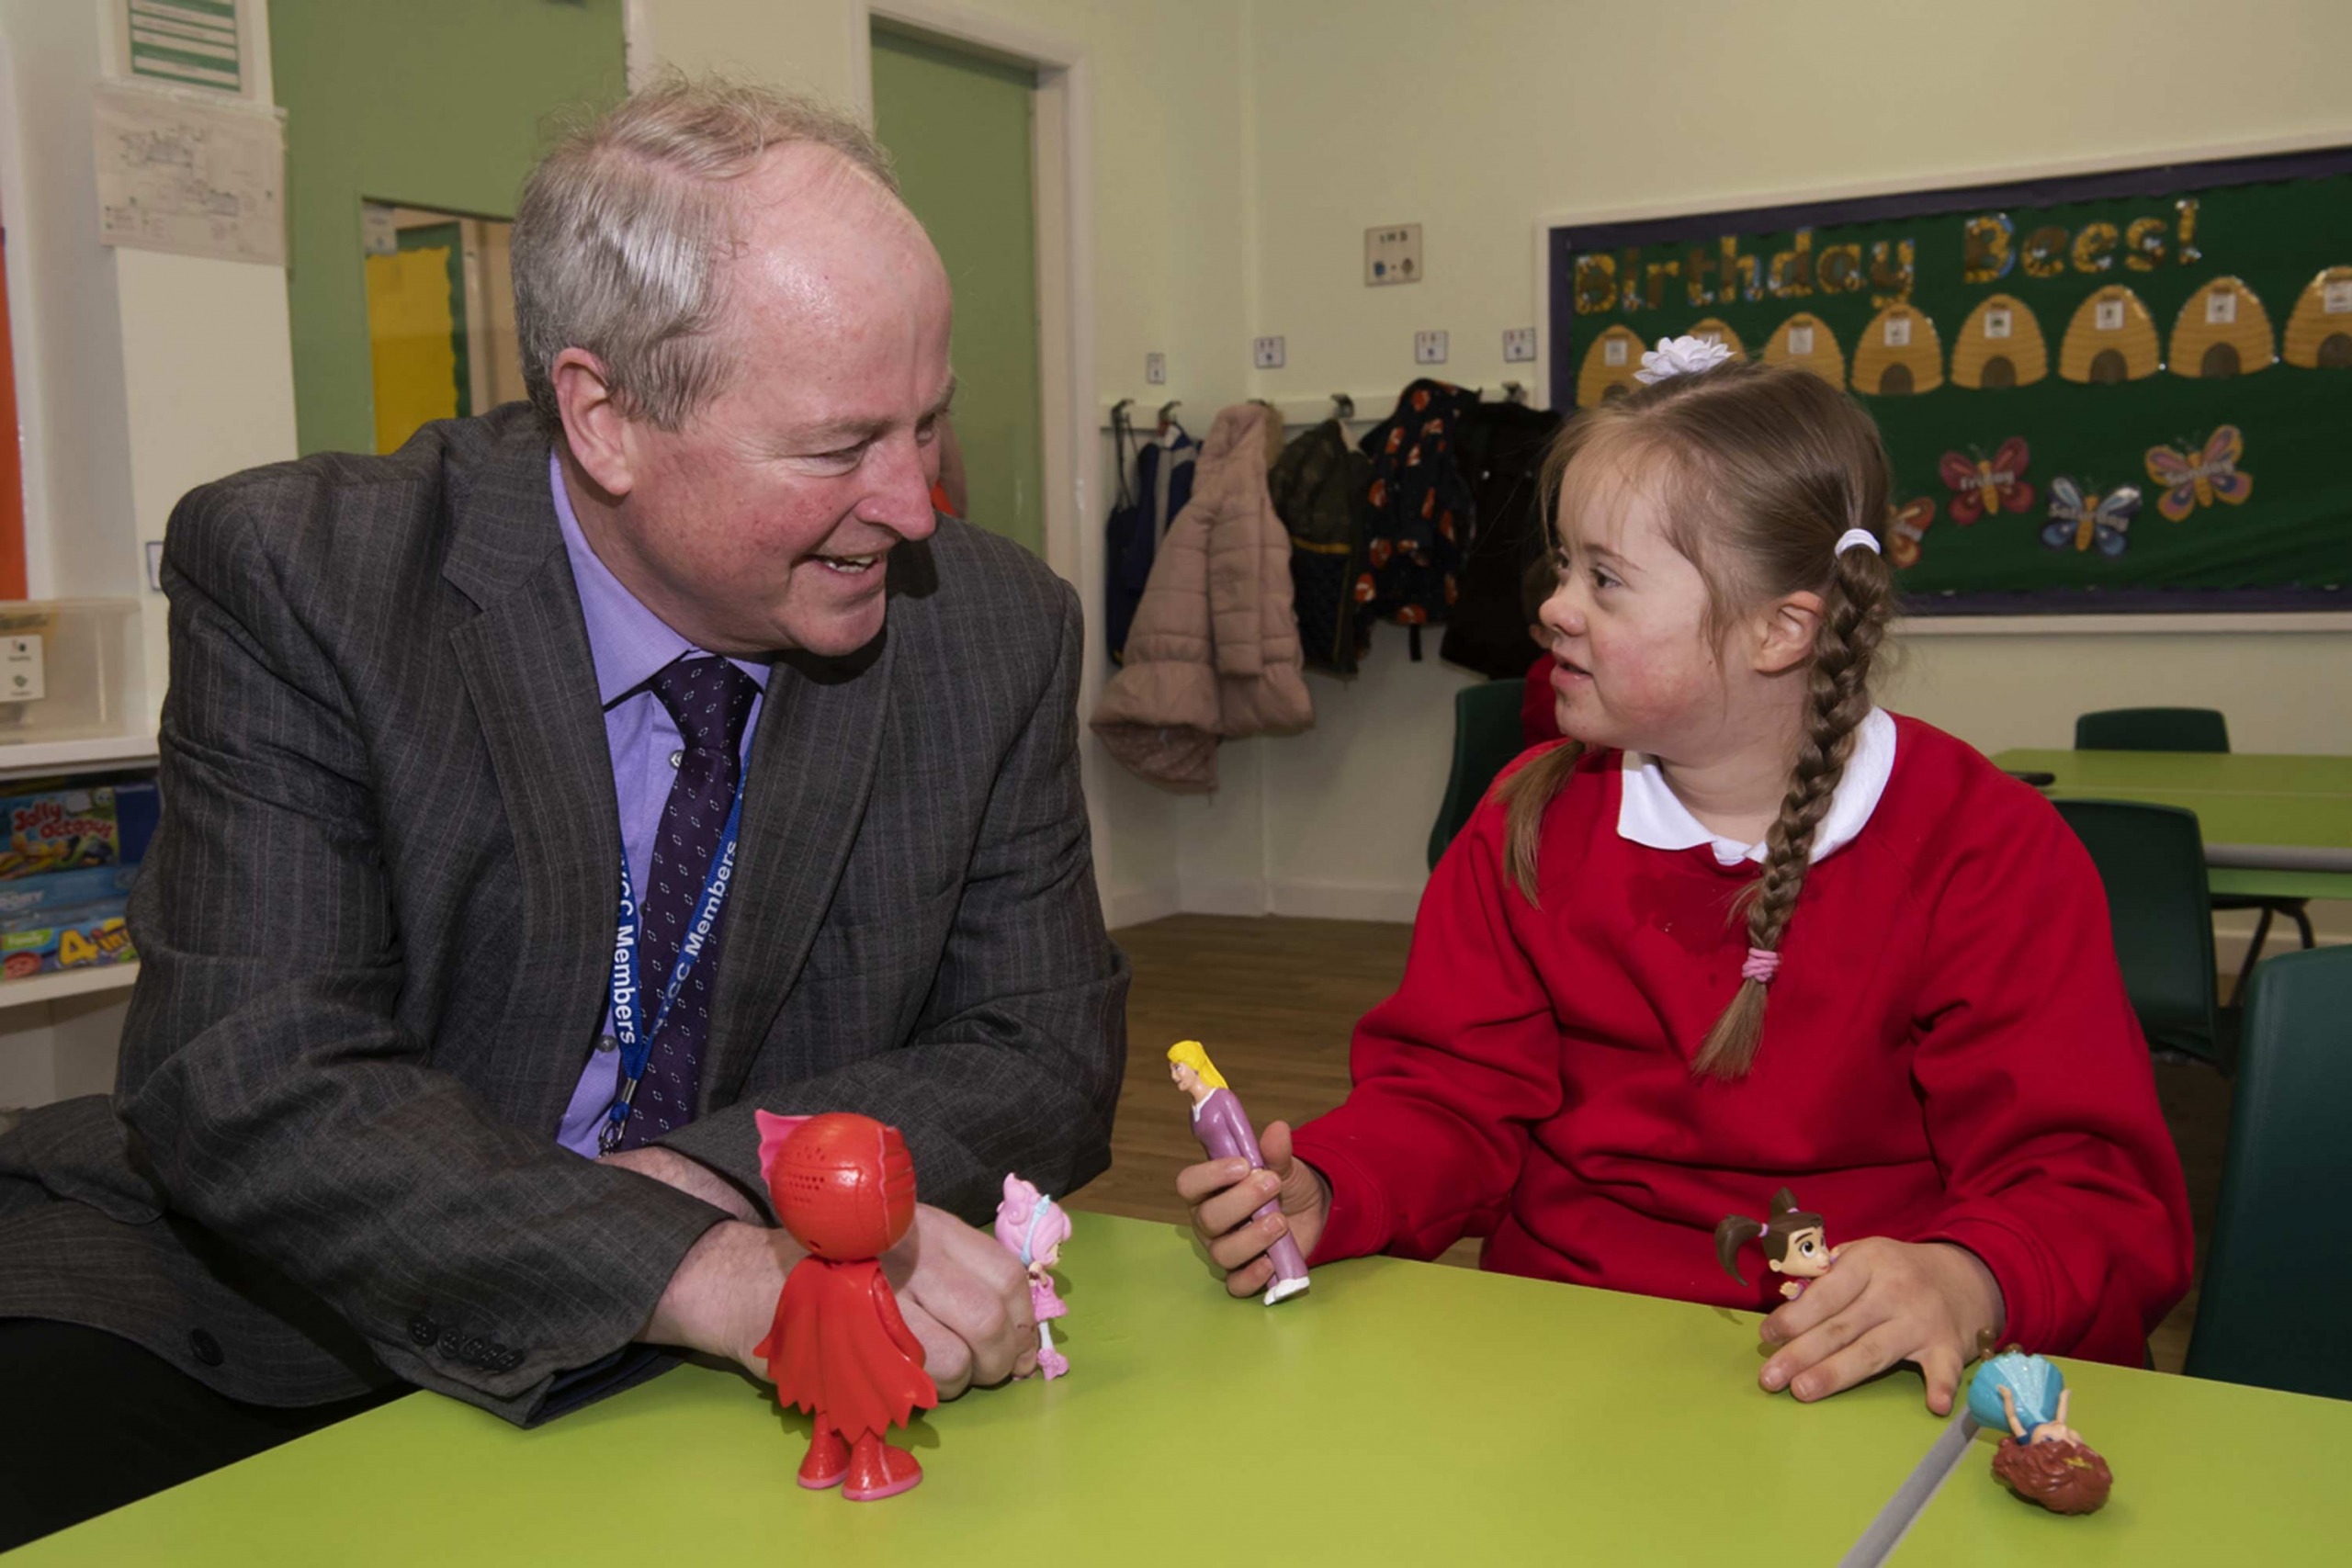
left=1503, top=327, right=1538, bottom=363
left=1414, top=330, right=1449, bottom=366
left=1253, top=335, right=1286, bottom=369
left=1146, top=352, right=1166, bottom=385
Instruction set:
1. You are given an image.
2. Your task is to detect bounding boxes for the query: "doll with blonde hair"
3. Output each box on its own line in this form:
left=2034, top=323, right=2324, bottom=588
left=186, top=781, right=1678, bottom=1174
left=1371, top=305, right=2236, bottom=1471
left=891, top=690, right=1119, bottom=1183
left=1168, top=1040, right=1308, bottom=1304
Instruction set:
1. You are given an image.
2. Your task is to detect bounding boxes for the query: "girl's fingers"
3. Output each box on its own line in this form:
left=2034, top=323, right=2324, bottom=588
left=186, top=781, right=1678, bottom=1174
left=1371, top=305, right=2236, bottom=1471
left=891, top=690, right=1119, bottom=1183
left=1225, top=1255, right=1275, bottom=1299
left=1917, top=1342, right=1964, bottom=1416
left=1760, top=1240, right=1872, bottom=1346
left=1174, top=1156, right=1256, bottom=1204
left=1789, top=1321, right=1912, bottom=1403
left=1193, top=1168, right=1285, bottom=1240
left=1204, top=1207, right=1289, bottom=1272
left=1760, top=1295, right=1880, bottom=1393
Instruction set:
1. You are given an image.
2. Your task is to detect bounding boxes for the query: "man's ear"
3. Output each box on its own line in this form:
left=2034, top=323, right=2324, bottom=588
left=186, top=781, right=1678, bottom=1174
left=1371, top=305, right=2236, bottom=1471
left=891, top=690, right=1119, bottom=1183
left=1752, top=590, right=1823, bottom=676
left=551, top=348, right=635, bottom=499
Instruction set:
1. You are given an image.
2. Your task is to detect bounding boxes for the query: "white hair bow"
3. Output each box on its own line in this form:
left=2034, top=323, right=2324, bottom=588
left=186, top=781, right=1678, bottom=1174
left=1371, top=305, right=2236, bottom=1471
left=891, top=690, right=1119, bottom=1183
left=1633, top=334, right=1735, bottom=385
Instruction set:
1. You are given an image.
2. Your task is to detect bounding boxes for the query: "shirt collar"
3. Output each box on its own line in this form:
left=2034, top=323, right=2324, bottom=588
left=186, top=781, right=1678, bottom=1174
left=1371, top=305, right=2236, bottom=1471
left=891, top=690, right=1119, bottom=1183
left=549, top=449, right=771, bottom=707
left=1617, top=708, right=1896, bottom=867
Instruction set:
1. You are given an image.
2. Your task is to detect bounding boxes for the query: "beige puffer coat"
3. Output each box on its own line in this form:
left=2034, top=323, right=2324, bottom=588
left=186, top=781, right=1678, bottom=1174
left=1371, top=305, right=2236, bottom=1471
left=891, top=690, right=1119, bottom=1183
left=1091, top=402, right=1313, bottom=791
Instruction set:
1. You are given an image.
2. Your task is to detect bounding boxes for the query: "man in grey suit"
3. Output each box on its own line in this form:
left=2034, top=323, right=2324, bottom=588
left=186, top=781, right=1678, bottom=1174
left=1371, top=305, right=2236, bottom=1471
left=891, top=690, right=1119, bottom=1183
left=0, top=77, right=1125, bottom=1545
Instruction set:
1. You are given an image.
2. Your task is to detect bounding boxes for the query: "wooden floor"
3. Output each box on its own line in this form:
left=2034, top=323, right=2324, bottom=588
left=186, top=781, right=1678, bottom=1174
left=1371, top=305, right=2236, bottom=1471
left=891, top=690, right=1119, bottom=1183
left=1070, top=913, right=2226, bottom=1375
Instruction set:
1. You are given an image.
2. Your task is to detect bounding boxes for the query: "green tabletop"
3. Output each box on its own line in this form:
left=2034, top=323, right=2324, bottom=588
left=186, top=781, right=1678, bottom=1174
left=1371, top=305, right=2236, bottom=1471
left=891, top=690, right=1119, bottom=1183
left=18, top=1213, right=2352, bottom=1565
left=1993, top=749, right=2352, bottom=893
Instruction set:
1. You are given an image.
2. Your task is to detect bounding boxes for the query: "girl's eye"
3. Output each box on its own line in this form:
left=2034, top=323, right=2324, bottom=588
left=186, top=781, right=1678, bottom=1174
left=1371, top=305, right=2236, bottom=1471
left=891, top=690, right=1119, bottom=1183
left=1590, top=569, right=1619, bottom=591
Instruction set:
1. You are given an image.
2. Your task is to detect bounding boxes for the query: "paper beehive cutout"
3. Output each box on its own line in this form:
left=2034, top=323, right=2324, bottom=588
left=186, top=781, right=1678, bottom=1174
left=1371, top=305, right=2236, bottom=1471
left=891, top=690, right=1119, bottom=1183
left=1951, top=294, right=2048, bottom=389
left=1762, top=312, right=1846, bottom=388
left=2168, top=276, right=2275, bottom=378
left=1685, top=317, right=1747, bottom=360
left=1577, top=324, right=1646, bottom=408
left=1850, top=304, right=1943, bottom=395
left=2059, top=286, right=2160, bottom=383
left=2284, top=266, right=2352, bottom=368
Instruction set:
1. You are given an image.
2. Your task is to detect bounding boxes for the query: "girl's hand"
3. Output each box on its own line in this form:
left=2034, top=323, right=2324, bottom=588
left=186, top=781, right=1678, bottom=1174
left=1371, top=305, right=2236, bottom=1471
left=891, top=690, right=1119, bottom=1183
left=1756, top=1238, right=2004, bottom=1414
left=1173, top=1120, right=1329, bottom=1300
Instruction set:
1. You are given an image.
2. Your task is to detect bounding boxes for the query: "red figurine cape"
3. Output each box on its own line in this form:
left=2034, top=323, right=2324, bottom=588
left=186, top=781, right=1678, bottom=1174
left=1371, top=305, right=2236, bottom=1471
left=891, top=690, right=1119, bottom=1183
left=756, top=1256, right=938, bottom=1441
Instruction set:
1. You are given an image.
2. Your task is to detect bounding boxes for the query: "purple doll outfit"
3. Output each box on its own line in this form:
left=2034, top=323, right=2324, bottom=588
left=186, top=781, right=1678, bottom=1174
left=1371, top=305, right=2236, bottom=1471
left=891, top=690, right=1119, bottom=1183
left=1192, top=1087, right=1310, bottom=1303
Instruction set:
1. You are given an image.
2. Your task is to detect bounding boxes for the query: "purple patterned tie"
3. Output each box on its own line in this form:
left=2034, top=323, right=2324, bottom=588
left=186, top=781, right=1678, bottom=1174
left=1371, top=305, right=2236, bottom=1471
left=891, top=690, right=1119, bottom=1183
left=615, top=655, right=760, bottom=1149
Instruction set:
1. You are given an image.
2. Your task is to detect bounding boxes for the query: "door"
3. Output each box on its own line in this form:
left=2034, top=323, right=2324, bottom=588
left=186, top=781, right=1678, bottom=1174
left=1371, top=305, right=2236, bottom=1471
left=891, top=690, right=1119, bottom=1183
left=870, top=26, right=1046, bottom=556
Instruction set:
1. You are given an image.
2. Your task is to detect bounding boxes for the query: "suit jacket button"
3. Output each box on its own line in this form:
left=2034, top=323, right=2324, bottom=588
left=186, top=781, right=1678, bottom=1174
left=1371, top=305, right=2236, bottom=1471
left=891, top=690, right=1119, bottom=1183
left=441, top=1329, right=462, bottom=1356
left=410, top=1315, right=437, bottom=1346
left=189, top=1328, right=224, bottom=1367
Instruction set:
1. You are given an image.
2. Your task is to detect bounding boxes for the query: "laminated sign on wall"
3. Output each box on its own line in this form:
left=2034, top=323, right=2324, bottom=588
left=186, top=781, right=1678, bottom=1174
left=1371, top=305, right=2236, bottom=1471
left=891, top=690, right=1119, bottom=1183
left=1546, top=146, right=2352, bottom=613
left=93, top=80, right=285, bottom=266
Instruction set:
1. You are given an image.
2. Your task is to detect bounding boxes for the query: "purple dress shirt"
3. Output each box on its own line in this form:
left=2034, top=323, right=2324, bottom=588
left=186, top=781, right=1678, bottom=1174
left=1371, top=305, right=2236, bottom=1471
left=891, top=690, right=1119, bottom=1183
left=548, top=451, right=772, bottom=1156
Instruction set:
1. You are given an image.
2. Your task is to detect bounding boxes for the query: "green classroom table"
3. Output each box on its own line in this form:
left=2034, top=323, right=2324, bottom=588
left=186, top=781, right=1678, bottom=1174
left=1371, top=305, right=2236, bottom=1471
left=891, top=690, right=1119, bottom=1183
left=1992, top=749, right=2352, bottom=901
left=16, top=1213, right=2352, bottom=1564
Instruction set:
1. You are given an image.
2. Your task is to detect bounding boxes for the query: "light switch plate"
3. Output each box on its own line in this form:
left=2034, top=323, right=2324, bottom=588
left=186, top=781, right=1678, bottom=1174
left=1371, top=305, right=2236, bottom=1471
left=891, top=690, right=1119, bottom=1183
left=1365, top=223, right=1422, bottom=286
left=1253, top=335, right=1286, bottom=369
left=1503, top=327, right=1538, bottom=363
left=1414, top=330, right=1449, bottom=366
left=1146, top=352, right=1166, bottom=386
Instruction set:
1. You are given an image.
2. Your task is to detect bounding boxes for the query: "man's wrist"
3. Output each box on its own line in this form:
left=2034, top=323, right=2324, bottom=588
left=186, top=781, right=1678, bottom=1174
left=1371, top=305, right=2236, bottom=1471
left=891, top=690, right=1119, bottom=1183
left=639, top=1219, right=790, bottom=1368
left=601, top=1144, right=759, bottom=1224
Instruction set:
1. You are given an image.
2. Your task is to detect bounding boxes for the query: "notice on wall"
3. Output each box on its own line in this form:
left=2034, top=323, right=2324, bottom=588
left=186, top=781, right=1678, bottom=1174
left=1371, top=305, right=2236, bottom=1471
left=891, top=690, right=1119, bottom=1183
left=93, top=81, right=284, bottom=266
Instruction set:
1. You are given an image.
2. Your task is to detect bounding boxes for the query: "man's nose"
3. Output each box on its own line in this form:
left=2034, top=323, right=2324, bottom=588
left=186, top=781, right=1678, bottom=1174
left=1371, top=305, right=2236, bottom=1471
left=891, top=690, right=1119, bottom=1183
left=859, top=434, right=940, bottom=541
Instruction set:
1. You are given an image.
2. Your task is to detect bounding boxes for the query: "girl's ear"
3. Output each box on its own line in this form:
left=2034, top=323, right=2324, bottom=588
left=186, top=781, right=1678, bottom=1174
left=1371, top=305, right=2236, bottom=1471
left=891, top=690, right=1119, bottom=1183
left=1751, top=590, right=1824, bottom=676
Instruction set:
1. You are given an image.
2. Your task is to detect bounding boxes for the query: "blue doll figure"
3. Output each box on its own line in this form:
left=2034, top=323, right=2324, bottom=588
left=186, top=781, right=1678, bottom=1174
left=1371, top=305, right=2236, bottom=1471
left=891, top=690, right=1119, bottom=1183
left=1968, top=1350, right=2076, bottom=1445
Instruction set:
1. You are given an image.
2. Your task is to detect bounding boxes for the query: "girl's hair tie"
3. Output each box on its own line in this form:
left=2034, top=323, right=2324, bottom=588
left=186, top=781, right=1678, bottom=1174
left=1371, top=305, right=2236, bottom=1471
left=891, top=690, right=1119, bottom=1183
left=1741, top=947, right=1781, bottom=984
left=1835, top=528, right=1883, bottom=558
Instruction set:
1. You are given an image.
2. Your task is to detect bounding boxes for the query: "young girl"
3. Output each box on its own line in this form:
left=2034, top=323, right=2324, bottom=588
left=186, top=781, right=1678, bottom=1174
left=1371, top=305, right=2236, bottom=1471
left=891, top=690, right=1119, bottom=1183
left=1176, top=344, right=2191, bottom=1415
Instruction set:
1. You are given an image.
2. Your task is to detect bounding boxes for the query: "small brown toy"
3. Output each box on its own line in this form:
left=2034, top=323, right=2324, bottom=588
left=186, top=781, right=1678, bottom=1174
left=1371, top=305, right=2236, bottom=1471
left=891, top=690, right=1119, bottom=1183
left=1714, top=1187, right=1833, bottom=1302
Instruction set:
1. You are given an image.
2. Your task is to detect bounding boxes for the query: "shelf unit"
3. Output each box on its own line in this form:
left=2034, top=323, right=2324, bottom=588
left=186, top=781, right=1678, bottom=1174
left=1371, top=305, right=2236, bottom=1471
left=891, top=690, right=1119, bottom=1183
left=0, top=962, right=139, bottom=1010
left=0, top=731, right=160, bottom=784
left=0, top=732, right=159, bottom=1103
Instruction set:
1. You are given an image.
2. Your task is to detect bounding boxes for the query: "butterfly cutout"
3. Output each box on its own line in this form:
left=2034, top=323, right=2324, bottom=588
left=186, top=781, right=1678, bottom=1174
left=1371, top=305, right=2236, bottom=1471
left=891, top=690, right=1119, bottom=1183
left=1939, top=437, right=2034, bottom=525
left=1888, top=497, right=1935, bottom=569
left=2145, top=426, right=2252, bottom=521
left=2041, top=478, right=2140, bottom=558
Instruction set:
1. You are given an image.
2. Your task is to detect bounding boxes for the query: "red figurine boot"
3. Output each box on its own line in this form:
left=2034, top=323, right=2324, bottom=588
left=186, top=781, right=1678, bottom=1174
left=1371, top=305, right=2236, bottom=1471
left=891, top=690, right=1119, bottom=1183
left=753, top=1111, right=940, bottom=1502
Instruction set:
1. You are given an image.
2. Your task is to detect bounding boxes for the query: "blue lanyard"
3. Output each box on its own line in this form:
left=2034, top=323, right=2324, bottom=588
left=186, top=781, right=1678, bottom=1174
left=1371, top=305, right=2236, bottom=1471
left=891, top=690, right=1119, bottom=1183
left=598, top=776, right=747, bottom=1153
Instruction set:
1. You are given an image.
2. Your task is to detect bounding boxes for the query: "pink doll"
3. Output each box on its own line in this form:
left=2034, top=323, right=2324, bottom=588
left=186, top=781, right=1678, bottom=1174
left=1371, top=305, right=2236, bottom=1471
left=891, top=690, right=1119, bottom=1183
left=994, top=1174, right=1074, bottom=1380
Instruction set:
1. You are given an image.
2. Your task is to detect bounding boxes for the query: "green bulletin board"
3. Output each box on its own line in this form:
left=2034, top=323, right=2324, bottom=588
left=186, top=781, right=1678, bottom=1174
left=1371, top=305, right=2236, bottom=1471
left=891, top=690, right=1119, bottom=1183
left=1545, top=148, right=2352, bottom=613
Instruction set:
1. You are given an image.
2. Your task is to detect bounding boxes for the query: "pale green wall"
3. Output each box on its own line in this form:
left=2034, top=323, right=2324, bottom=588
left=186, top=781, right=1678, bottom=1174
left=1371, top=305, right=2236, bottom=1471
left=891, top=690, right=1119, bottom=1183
left=870, top=27, right=1044, bottom=555
left=271, top=0, right=626, bottom=457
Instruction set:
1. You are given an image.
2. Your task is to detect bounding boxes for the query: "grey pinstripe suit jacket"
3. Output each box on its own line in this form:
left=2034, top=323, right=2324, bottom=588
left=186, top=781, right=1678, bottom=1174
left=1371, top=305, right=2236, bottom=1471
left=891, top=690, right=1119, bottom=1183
left=0, top=405, right=1128, bottom=1421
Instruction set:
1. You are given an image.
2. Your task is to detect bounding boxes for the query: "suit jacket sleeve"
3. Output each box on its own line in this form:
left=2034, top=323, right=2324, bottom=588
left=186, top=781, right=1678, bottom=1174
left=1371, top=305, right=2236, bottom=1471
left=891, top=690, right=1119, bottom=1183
left=662, top=584, right=1129, bottom=1223
left=115, top=480, right=729, bottom=1423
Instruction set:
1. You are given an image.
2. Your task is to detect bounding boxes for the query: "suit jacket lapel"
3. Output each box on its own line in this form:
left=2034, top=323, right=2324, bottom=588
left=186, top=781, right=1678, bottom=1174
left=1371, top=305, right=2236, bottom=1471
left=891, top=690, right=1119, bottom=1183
left=443, top=424, right=621, bottom=1126
left=701, top=629, right=896, bottom=1108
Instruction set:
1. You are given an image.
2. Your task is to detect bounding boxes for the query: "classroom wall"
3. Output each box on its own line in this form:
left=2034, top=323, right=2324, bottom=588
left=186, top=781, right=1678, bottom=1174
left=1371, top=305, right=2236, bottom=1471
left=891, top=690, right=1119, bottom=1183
left=270, top=0, right=627, bottom=457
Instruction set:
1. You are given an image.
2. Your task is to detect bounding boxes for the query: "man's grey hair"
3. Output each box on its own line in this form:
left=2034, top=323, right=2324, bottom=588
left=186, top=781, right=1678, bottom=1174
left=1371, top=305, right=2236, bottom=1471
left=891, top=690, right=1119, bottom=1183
left=512, top=72, right=898, bottom=433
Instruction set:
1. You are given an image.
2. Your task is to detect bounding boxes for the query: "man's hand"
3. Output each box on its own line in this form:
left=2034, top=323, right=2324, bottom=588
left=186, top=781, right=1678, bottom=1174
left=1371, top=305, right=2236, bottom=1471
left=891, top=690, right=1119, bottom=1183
left=1756, top=1238, right=2005, bottom=1414
left=881, top=1206, right=1038, bottom=1395
left=617, top=1144, right=1035, bottom=1399
left=1174, top=1120, right=1329, bottom=1300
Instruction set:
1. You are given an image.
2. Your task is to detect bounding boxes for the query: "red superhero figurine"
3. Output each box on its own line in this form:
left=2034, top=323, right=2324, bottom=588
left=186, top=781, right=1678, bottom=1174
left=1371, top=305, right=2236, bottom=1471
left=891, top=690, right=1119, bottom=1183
left=753, top=1111, right=939, bottom=1503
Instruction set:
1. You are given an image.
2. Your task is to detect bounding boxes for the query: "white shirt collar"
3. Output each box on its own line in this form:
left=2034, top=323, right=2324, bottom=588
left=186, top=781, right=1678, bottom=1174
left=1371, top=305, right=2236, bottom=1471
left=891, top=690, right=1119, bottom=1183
left=1616, top=708, right=1896, bottom=868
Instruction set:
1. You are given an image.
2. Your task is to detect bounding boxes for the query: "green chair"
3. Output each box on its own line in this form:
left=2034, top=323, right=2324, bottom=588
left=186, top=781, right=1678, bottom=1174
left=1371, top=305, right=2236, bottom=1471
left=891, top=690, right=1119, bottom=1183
left=2184, top=945, right=2352, bottom=1402
left=2075, top=705, right=2315, bottom=1000
left=2074, top=706, right=2233, bottom=753
left=1428, top=679, right=1534, bottom=871
left=2052, top=798, right=2232, bottom=1071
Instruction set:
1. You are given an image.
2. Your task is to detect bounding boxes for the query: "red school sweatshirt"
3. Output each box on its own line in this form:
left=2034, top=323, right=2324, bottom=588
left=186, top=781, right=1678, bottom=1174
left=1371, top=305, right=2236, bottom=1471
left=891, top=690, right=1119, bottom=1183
left=1290, top=715, right=2193, bottom=1365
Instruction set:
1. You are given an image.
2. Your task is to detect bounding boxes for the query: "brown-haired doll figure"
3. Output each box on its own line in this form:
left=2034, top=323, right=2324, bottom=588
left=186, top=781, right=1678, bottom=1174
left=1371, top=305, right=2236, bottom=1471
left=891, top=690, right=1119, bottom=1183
left=1715, top=1188, right=1834, bottom=1301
